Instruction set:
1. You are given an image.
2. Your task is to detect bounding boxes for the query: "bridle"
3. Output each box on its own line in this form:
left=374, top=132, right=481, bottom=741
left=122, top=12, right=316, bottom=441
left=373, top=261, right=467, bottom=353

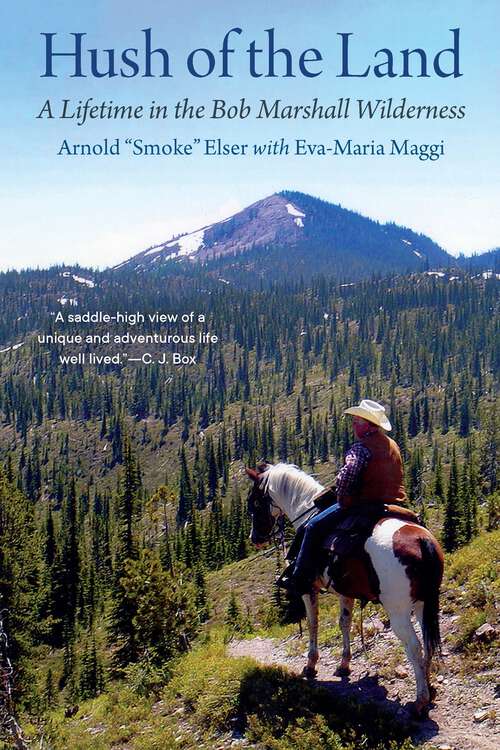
left=246, top=482, right=284, bottom=548
left=247, top=478, right=317, bottom=550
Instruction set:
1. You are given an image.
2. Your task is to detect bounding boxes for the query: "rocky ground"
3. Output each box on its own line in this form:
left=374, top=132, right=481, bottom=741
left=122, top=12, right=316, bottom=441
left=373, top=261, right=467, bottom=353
left=229, top=609, right=499, bottom=750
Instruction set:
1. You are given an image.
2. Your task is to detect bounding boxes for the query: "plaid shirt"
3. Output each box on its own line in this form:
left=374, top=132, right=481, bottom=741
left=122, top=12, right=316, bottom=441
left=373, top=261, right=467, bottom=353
left=335, top=442, right=371, bottom=501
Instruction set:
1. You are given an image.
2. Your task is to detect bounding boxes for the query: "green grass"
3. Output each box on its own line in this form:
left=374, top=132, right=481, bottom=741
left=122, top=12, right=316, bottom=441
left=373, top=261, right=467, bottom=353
left=445, top=529, right=500, bottom=603
left=35, top=684, right=202, bottom=750
left=167, top=633, right=416, bottom=750
left=17, top=531, right=499, bottom=749
left=207, top=548, right=279, bottom=624
left=443, top=529, right=499, bottom=665
left=25, top=634, right=419, bottom=750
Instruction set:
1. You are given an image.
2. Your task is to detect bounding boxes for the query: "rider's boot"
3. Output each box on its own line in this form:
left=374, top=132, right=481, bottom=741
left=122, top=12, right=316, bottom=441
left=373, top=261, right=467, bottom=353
left=276, top=562, right=296, bottom=589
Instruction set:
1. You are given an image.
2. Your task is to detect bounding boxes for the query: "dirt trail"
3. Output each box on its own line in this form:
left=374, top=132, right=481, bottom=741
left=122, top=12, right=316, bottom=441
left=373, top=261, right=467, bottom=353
left=229, top=612, right=498, bottom=750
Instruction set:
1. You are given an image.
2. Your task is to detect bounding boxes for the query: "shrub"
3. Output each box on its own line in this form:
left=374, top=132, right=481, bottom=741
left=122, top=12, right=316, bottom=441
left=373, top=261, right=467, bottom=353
left=446, top=531, right=499, bottom=611
left=123, top=649, right=172, bottom=697
left=445, top=530, right=499, bottom=659
left=453, top=608, right=487, bottom=650
left=167, top=636, right=254, bottom=729
left=168, top=635, right=416, bottom=750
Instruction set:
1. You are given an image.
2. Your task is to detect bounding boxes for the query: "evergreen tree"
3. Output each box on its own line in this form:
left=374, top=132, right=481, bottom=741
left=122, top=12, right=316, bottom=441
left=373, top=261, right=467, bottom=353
left=109, top=439, right=142, bottom=666
left=295, top=397, right=302, bottom=434
left=206, top=438, right=219, bottom=502
left=120, top=550, right=199, bottom=662
left=0, top=467, right=44, bottom=699
left=459, top=391, right=471, bottom=437
left=225, top=591, right=242, bottom=632
left=60, top=477, right=79, bottom=630
left=442, top=447, right=462, bottom=552
left=44, top=667, right=55, bottom=709
left=79, top=634, right=104, bottom=700
left=408, top=393, right=419, bottom=437
left=177, top=446, right=194, bottom=525
left=441, top=395, right=449, bottom=434
left=433, top=454, right=445, bottom=504
left=278, top=417, right=288, bottom=461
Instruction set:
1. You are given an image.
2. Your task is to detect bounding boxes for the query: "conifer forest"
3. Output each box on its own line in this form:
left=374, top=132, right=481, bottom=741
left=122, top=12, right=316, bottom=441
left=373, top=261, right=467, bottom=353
left=0, top=262, right=498, bottom=748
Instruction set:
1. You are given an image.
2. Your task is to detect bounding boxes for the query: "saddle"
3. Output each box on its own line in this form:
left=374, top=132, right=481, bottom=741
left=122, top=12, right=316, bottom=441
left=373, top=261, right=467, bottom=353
left=285, top=502, right=422, bottom=604
left=323, top=504, right=422, bottom=603
left=325, top=503, right=421, bottom=545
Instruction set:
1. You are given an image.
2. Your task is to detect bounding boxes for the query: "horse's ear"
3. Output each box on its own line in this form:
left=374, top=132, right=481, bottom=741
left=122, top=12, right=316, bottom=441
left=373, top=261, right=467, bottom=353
left=245, top=467, right=260, bottom=483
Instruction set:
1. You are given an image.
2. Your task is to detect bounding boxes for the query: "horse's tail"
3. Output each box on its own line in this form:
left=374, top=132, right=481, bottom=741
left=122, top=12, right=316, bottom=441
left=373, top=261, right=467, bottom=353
left=419, top=536, right=443, bottom=659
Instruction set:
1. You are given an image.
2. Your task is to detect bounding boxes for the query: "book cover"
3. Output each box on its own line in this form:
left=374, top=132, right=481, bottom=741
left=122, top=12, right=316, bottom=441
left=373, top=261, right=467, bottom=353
left=0, top=2, right=498, bottom=749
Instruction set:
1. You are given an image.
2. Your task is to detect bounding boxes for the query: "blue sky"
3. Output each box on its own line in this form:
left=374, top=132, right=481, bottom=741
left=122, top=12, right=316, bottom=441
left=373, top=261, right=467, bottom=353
left=1, top=0, right=499, bottom=270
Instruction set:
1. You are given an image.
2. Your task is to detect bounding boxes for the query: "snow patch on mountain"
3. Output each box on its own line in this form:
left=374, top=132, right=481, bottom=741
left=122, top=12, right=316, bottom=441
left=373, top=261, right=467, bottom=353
left=58, top=272, right=96, bottom=287
left=72, top=275, right=95, bottom=288
left=144, top=246, right=163, bottom=257
left=164, top=229, right=205, bottom=260
left=413, top=250, right=424, bottom=258
left=286, top=203, right=305, bottom=219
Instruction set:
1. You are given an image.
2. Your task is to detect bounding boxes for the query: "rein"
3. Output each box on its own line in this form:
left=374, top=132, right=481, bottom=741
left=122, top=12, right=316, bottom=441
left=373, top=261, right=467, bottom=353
left=290, top=504, right=318, bottom=526
left=268, top=497, right=318, bottom=554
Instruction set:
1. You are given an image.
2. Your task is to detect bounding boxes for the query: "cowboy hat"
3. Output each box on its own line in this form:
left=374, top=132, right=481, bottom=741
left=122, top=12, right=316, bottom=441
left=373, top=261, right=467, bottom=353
left=343, top=399, right=392, bottom=431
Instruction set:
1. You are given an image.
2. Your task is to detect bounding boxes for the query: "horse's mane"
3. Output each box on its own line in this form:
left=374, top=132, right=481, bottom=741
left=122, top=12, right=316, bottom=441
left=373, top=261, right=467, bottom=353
left=260, top=462, right=325, bottom=511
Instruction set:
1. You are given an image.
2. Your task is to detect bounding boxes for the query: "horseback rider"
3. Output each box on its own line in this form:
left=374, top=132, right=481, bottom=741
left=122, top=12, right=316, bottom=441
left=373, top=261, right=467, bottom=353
left=279, top=399, right=408, bottom=595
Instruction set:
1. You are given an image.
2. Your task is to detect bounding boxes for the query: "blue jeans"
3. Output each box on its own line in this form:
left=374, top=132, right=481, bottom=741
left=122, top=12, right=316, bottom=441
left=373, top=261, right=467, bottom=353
left=293, top=503, right=342, bottom=585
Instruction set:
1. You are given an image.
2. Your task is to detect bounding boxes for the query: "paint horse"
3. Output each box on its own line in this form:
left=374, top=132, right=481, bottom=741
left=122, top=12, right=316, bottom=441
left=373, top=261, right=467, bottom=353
left=246, top=462, right=444, bottom=717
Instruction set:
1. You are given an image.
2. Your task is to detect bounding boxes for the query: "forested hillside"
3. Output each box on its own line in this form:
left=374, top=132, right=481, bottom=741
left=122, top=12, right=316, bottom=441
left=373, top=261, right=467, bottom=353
left=0, top=265, right=498, bottom=748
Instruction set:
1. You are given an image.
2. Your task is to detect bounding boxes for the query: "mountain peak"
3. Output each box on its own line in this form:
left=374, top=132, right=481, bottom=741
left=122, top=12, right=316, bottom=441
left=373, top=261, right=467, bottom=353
left=112, top=191, right=454, bottom=282
left=113, top=192, right=307, bottom=271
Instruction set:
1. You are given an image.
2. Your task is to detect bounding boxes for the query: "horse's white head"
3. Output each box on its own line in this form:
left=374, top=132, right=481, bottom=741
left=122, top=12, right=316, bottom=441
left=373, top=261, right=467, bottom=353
left=245, top=462, right=324, bottom=543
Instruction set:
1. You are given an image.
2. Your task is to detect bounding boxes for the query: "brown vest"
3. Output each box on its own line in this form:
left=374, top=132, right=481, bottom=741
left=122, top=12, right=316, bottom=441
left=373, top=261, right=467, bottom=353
left=342, top=430, right=407, bottom=509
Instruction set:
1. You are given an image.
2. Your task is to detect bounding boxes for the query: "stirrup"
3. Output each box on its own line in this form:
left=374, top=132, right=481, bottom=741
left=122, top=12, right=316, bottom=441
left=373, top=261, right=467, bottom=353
left=276, top=562, right=296, bottom=588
